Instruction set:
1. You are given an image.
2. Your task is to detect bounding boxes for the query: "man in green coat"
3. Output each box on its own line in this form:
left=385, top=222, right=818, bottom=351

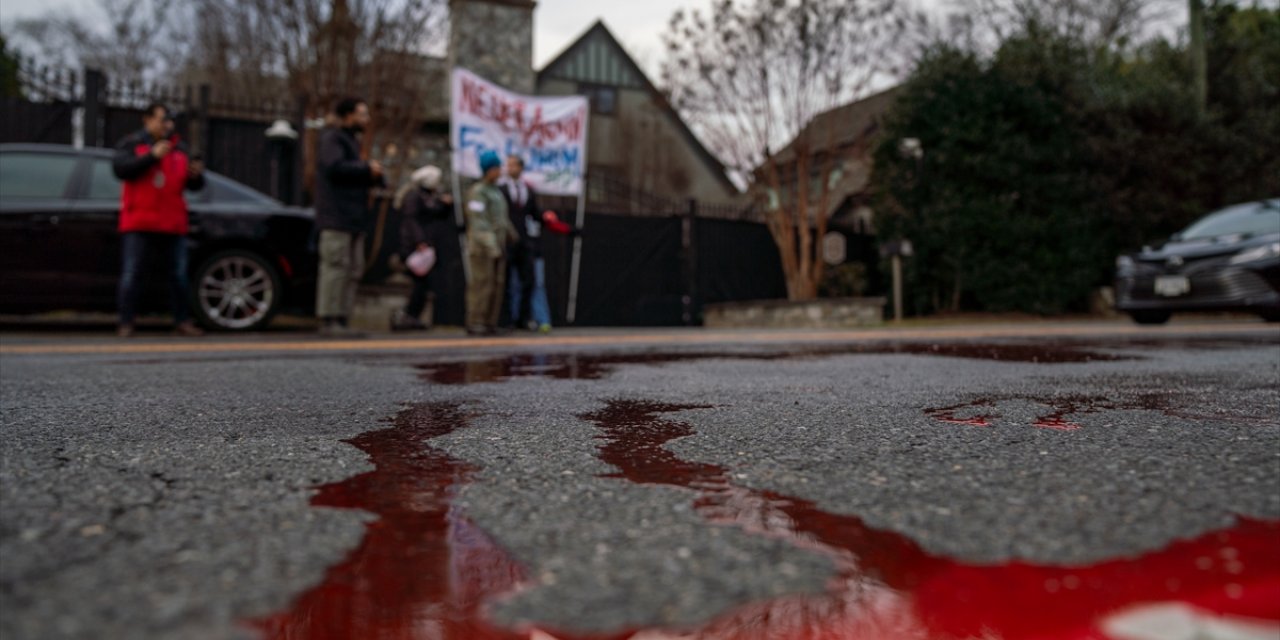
left=465, top=150, right=518, bottom=335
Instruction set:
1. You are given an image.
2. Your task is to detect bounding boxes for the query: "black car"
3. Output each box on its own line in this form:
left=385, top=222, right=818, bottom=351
left=0, top=143, right=316, bottom=331
left=1115, top=199, right=1280, bottom=324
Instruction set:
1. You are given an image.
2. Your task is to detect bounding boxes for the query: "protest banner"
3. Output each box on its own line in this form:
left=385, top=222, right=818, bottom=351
left=450, top=68, right=589, bottom=196
left=449, top=68, right=592, bottom=323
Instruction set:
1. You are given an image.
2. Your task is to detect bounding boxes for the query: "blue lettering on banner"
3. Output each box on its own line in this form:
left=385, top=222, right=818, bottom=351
left=458, top=125, right=498, bottom=159
left=527, top=147, right=581, bottom=177
left=459, top=124, right=582, bottom=186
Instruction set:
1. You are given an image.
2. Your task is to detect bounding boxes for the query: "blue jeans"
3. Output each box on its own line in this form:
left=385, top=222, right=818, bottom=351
left=118, top=232, right=190, bottom=326
left=507, top=257, right=551, bottom=327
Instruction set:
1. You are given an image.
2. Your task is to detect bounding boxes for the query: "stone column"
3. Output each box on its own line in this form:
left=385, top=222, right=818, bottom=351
left=447, top=0, right=536, bottom=94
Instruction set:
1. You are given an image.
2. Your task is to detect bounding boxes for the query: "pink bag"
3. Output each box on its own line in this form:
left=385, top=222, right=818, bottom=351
left=406, top=246, right=437, bottom=277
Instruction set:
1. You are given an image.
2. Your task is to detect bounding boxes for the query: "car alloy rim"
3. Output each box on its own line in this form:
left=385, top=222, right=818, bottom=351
left=198, top=256, right=273, bottom=329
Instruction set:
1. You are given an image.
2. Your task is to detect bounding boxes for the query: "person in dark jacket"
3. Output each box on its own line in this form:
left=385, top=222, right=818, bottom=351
left=498, top=155, right=540, bottom=330
left=111, top=102, right=206, bottom=338
left=314, top=97, right=384, bottom=336
left=391, top=165, right=452, bottom=331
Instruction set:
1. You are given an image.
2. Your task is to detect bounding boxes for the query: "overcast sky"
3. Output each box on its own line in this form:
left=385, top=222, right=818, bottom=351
left=3, top=0, right=1199, bottom=83
left=0, top=0, right=726, bottom=71
left=1, top=0, right=952, bottom=77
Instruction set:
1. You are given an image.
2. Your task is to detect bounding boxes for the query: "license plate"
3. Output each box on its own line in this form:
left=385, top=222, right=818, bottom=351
left=1154, top=275, right=1190, bottom=297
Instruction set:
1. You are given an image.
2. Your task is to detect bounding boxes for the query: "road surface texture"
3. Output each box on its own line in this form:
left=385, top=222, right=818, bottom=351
left=2, top=321, right=1278, bottom=640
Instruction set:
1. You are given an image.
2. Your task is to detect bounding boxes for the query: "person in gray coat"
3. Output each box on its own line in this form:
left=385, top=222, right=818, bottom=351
left=314, top=97, right=385, bottom=336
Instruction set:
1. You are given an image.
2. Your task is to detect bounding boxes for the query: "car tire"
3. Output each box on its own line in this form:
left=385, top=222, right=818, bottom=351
left=192, top=249, right=282, bottom=331
left=1259, top=310, right=1280, bottom=323
left=1128, top=310, right=1172, bottom=325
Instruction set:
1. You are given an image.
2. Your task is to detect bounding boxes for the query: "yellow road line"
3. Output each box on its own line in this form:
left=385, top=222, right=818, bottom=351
left=0, top=323, right=1275, bottom=356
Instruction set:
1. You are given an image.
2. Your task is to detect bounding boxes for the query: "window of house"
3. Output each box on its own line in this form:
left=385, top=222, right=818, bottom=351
left=579, top=84, right=617, bottom=116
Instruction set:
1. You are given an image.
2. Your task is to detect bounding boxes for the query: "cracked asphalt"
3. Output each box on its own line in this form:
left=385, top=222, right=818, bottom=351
left=1, top=321, right=1278, bottom=639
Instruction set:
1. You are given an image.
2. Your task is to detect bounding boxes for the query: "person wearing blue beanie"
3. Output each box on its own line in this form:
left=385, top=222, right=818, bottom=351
left=479, top=150, right=501, bottom=175
left=464, top=149, right=518, bottom=334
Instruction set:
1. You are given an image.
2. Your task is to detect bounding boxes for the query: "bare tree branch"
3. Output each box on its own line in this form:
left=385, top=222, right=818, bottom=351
left=662, top=0, right=914, bottom=299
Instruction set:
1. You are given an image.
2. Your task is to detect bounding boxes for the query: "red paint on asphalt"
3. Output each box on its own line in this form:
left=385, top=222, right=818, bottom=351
left=582, top=400, right=1280, bottom=639
left=1034, top=412, right=1084, bottom=431
left=248, top=397, right=1280, bottom=640
left=925, top=400, right=996, bottom=427
left=927, top=393, right=1278, bottom=432
left=250, top=403, right=530, bottom=640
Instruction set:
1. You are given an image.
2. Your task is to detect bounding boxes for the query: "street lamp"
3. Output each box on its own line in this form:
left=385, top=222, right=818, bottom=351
left=898, top=137, right=923, bottom=161
left=265, top=120, right=299, bottom=201
left=887, top=137, right=924, bottom=323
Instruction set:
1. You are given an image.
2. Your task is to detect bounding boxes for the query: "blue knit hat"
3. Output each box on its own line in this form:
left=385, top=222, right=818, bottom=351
left=479, top=150, right=501, bottom=174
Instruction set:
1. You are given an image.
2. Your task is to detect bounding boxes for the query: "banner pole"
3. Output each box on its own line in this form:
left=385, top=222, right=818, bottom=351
left=566, top=107, right=589, bottom=325
left=566, top=186, right=586, bottom=324
left=451, top=150, right=470, bottom=284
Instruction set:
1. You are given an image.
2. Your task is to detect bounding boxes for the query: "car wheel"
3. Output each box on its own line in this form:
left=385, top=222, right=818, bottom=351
left=192, top=250, right=282, bottom=331
left=1259, top=310, right=1280, bottom=323
left=1128, top=310, right=1172, bottom=325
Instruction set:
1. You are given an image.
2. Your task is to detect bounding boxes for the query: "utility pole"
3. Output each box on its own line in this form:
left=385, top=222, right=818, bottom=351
left=1190, top=0, right=1207, bottom=120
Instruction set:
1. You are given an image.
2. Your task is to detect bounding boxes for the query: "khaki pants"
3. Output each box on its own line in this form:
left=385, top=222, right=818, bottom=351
left=466, top=250, right=506, bottom=329
left=316, top=230, right=365, bottom=319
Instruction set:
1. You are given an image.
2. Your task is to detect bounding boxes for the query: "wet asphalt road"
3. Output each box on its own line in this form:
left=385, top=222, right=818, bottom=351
left=1, top=321, right=1278, bottom=639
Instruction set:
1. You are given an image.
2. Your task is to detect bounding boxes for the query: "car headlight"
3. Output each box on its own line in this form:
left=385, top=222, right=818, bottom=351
left=1228, top=242, right=1280, bottom=265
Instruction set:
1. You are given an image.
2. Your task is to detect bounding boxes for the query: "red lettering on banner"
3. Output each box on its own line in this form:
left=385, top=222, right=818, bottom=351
left=457, top=74, right=587, bottom=145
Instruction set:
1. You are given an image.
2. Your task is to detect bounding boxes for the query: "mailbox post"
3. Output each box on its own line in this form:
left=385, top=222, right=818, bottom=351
left=881, top=239, right=914, bottom=323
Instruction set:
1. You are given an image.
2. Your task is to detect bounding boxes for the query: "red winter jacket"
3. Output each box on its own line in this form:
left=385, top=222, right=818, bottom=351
left=111, top=130, right=205, bottom=234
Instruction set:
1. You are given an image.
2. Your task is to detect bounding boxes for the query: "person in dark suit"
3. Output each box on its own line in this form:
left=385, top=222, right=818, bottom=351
left=498, top=155, right=545, bottom=331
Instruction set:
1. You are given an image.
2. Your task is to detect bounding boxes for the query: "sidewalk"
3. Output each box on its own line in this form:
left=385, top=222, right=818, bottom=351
left=2, top=317, right=1275, bottom=357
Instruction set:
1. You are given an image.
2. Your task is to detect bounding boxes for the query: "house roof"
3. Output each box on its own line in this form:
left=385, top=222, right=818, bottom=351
left=771, top=85, right=901, bottom=167
left=536, top=20, right=739, bottom=196
left=449, top=0, right=535, bottom=9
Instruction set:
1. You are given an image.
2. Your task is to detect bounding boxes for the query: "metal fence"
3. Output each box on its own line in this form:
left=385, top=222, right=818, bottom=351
left=2, top=60, right=797, bottom=325
left=2, top=61, right=304, bottom=204
left=370, top=200, right=787, bottom=328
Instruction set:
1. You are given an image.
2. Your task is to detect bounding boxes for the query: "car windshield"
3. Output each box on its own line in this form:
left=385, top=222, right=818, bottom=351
left=199, top=173, right=276, bottom=206
left=1179, top=200, right=1280, bottom=240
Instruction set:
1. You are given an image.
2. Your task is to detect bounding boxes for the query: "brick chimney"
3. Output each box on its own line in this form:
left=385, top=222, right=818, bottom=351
left=447, top=0, right=536, bottom=94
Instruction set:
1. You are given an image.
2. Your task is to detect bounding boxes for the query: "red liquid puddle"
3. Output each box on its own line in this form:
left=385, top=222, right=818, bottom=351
left=250, top=403, right=530, bottom=640
left=925, top=400, right=997, bottom=427
left=582, top=400, right=1280, bottom=639
left=248, top=397, right=1279, bottom=640
left=926, top=399, right=1087, bottom=430
left=416, top=344, right=1128, bottom=385
left=927, top=394, right=1277, bottom=432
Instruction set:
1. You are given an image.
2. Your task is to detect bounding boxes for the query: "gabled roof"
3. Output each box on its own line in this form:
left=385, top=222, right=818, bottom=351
left=539, top=21, right=647, bottom=90
left=536, top=21, right=739, bottom=195
left=772, top=86, right=901, bottom=167
left=449, top=0, right=535, bottom=8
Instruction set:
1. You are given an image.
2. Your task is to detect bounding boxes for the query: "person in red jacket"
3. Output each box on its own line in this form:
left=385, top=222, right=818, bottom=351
left=111, top=103, right=206, bottom=337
